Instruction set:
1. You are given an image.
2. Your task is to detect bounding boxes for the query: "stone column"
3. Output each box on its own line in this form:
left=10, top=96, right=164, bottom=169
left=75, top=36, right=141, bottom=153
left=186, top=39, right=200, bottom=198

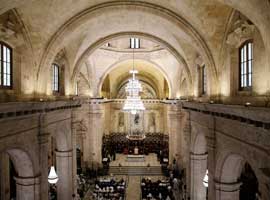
left=55, top=150, right=73, bottom=200
left=77, top=130, right=87, bottom=171
left=167, top=107, right=182, bottom=164
left=71, top=114, right=78, bottom=196
left=190, top=153, right=208, bottom=200
left=38, top=133, right=50, bottom=200
left=215, top=181, right=241, bottom=200
left=182, top=113, right=191, bottom=198
left=89, top=104, right=104, bottom=168
left=206, top=136, right=216, bottom=200
left=1, top=152, right=10, bottom=200
left=14, top=176, right=40, bottom=200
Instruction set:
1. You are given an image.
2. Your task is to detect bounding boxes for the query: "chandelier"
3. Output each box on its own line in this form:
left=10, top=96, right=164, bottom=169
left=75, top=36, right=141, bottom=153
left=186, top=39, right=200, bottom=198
left=123, top=49, right=145, bottom=115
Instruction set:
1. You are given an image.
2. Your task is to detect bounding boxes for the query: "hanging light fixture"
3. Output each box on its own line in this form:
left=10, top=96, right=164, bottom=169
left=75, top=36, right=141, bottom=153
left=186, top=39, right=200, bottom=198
left=203, top=169, right=208, bottom=188
left=123, top=45, right=145, bottom=115
left=48, top=165, right=59, bottom=184
left=48, top=144, right=59, bottom=184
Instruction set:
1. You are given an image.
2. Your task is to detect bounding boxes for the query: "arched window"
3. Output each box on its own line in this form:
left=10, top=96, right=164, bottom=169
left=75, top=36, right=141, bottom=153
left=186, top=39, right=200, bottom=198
left=130, top=37, right=140, bottom=49
left=240, top=41, right=253, bottom=90
left=202, top=65, right=207, bottom=95
left=52, top=63, right=60, bottom=92
left=0, top=42, right=12, bottom=89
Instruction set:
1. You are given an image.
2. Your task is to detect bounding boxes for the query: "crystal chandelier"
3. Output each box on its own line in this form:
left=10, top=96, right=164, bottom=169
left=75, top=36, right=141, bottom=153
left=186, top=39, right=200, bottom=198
left=123, top=48, right=145, bottom=115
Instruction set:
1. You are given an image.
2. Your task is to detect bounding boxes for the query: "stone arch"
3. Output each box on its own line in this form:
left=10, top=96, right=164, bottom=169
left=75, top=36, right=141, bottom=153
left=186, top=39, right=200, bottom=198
left=214, top=151, right=262, bottom=200
left=48, top=120, right=72, bottom=152
left=36, top=1, right=219, bottom=96
left=116, top=78, right=159, bottom=99
left=218, top=153, right=244, bottom=183
left=48, top=120, right=73, bottom=200
left=97, top=58, right=172, bottom=98
left=1, top=147, right=39, bottom=200
left=6, top=148, right=35, bottom=177
left=76, top=72, right=91, bottom=96
left=192, top=131, right=207, bottom=155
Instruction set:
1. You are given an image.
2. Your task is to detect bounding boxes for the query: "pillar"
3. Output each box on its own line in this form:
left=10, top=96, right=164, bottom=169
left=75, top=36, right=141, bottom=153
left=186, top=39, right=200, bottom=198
left=38, top=132, right=50, bottom=200
left=207, top=118, right=216, bottom=200
left=14, top=176, right=40, bottom=200
left=89, top=104, right=104, bottom=168
left=183, top=112, right=191, bottom=198
left=1, top=152, right=10, bottom=200
left=56, top=150, right=73, bottom=200
left=167, top=106, right=182, bottom=164
left=190, top=153, right=208, bottom=200
left=215, top=181, right=241, bottom=200
left=71, top=114, right=78, bottom=196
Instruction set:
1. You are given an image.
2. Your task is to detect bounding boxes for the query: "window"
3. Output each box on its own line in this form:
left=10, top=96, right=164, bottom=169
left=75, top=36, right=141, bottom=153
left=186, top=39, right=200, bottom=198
left=52, top=64, right=59, bottom=92
left=0, top=42, right=12, bottom=89
left=130, top=38, right=140, bottom=49
left=202, top=65, right=207, bottom=95
left=75, top=81, right=78, bottom=96
left=240, top=41, right=253, bottom=90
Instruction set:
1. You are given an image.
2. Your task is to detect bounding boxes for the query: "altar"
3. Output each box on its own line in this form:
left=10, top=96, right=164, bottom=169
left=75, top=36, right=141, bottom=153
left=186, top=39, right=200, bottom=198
left=126, top=154, right=145, bottom=162
left=110, top=153, right=160, bottom=167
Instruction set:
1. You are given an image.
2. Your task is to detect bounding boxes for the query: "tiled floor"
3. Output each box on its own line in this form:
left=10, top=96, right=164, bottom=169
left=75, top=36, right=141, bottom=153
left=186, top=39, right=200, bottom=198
left=110, top=153, right=161, bottom=167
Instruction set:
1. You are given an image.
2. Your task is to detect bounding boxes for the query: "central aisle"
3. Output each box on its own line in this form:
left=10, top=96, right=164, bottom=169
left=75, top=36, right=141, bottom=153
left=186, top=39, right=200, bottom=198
left=126, top=176, right=141, bottom=200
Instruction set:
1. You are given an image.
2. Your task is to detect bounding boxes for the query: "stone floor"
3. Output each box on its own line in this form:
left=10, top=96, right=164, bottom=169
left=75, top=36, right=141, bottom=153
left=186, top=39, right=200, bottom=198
left=110, top=153, right=161, bottom=167
left=126, top=176, right=141, bottom=200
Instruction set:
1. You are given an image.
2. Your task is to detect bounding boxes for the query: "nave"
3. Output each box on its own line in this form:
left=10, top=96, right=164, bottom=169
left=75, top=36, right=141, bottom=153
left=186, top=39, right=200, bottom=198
left=1, top=0, right=270, bottom=200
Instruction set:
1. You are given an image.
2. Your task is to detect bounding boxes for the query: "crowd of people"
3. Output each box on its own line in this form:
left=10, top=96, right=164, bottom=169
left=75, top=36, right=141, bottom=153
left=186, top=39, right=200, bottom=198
left=93, top=177, right=126, bottom=200
left=141, top=177, right=174, bottom=200
left=102, top=132, right=169, bottom=157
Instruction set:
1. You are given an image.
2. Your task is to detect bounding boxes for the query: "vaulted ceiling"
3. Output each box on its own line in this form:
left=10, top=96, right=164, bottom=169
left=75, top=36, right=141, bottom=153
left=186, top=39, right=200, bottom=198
left=1, top=0, right=269, bottom=98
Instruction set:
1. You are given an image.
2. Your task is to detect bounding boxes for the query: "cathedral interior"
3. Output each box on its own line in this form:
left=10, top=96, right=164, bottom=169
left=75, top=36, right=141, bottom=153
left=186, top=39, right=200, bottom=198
left=0, top=0, right=270, bottom=200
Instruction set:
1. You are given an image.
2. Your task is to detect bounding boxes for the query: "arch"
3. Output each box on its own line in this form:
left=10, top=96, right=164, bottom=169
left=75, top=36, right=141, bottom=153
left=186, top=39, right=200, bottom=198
left=215, top=150, right=262, bottom=183
left=36, top=1, right=218, bottom=95
left=47, top=119, right=72, bottom=152
left=97, top=58, right=172, bottom=98
left=116, top=78, right=159, bottom=99
left=191, top=124, right=208, bottom=154
left=5, top=148, right=35, bottom=177
left=0, top=147, right=38, bottom=200
left=219, top=153, right=245, bottom=183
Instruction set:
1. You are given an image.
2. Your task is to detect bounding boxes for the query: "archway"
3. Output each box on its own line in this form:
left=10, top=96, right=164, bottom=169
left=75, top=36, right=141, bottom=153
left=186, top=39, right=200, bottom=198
left=36, top=1, right=223, bottom=96
left=97, top=58, right=173, bottom=98
left=239, top=162, right=259, bottom=200
left=47, top=120, right=74, bottom=200
left=0, top=148, right=38, bottom=200
left=215, top=153, right=260, bottom=200
left=190, top=129, right=208, bottom=200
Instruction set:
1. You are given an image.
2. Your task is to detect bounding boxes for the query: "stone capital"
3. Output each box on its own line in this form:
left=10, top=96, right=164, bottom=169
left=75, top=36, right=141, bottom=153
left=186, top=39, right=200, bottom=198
left=14, top=176, right=40, bottom=186
left=190, top=152, right=208, bottom=160
left=55, top=149, right=73, bottom=157
left=215, top=181, right=241, bottom=192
